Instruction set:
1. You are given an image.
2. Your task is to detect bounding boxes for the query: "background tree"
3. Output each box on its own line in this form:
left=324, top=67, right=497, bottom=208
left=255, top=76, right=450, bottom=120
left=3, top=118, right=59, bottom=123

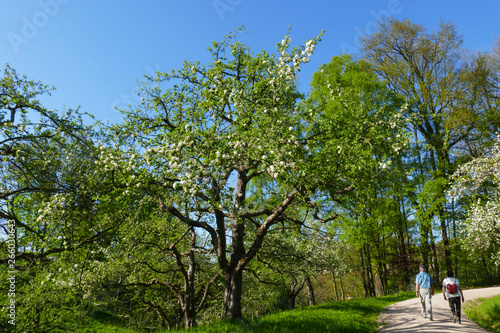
left=305, top=54, right=410, bottom=296
left=249, top=224, right=342, bottom=310
left=361, top=18, right=484, bottom=272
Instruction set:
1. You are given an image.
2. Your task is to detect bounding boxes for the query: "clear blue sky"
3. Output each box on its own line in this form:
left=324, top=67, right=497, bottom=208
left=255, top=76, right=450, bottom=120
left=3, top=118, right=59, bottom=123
left=1, top=0, right=499, bottom=124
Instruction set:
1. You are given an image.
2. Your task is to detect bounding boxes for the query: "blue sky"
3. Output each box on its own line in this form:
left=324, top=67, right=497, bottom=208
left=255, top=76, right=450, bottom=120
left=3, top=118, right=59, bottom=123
left=1, top=0, right=499, bottom=125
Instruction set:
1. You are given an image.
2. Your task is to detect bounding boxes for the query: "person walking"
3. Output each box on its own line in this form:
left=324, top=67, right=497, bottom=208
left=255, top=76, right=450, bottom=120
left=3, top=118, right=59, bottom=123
left=415, top=264, right=434, bottom=320
left=442, top=270, right=465, bottom=324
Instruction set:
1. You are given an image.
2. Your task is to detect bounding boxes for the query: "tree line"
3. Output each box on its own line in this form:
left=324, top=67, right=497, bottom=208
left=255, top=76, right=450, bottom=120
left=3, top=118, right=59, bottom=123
left=0, top=19, right=499, bottom=331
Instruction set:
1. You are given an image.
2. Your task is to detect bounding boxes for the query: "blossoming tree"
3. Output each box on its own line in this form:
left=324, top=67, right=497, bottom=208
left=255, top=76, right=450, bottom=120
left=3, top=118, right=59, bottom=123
left=0, top=64, right=115, bottom=331
left=118, top=29, right=406, bottom=320
left=449, top=136, right=500, bottom=266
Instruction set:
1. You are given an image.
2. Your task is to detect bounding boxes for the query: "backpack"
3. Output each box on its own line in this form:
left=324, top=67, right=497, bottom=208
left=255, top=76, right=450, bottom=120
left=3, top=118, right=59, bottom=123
left=446, top=278, right=458, bottom=294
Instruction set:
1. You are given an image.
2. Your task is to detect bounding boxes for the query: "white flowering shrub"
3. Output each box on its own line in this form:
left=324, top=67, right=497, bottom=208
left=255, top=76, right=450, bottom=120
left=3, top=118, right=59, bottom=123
left=449, top=135, right=500, bottom=266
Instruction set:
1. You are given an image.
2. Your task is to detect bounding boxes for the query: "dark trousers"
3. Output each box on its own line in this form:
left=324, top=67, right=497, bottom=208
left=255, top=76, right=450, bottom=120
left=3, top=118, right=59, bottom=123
left=448, top=296, right=461, bottom=321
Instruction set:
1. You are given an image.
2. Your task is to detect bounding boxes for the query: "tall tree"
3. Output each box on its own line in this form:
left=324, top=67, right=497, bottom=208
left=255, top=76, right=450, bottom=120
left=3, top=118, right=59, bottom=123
left=361, top=18, right=479, bottom=272
left=305, top=54, right=408, bottom=296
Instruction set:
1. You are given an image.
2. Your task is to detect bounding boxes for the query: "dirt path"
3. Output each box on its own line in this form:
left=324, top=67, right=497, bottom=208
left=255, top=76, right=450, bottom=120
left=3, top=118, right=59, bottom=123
left=378, top=286, right=500, bottom=332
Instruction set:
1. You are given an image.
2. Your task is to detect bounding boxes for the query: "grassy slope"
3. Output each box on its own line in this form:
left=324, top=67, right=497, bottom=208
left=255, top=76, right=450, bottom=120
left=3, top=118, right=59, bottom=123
left=464, top=294, right=500, bottom=333
left=74, top=291, right=414, bottom=332
left=172, top=291, right=414, bottom=333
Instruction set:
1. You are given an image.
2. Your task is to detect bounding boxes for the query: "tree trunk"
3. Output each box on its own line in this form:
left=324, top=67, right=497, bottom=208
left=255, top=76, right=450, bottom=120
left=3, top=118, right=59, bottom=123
left=305, top=276, right=315, bottom=306
left=359, top=248, right=368, bottom=298
left=398, top=221, right=410, bottom=288
left=152, top=302, right=171, bottom=329
left=481, top=253, right=489, bottom=277
left=286, top=278, right=305, bottom=310
left=222, top=269, right=243, bottom=319
left=183, top=232, right=197, bottom=328
left=332, top=271, right=339, bottom=301
left=397, top=195, right=412, bottom=289
left=374, top=237, right=388, bottom=296
left=383, top=261, right=389, bottom=293
left=438, top=208, right=453, bottom=272
left=452, top=198, right=458, bottom=279
left=364, top=244, right=376, bottom=297
left=339, top=274, right=345, bottom=300
left=289, top=292, right=297, bottom=309
left=429, top=229, right=440, bottom=283
left=221, top=170, right=248, bottom=320
left=183, top=314, right=195, bottom=329
left=420, top=222, right=430, bottom=268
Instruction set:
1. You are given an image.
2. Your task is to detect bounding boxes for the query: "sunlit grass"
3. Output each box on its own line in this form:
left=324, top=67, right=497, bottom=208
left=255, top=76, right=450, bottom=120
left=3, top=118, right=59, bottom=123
left=169, top=291, right=414, bottom=333
left=464, top=294, right=500, bottom=333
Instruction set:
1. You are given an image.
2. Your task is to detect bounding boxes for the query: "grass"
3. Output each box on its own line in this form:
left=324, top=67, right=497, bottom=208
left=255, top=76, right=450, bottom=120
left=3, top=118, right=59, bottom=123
left=464, top=294, right=500, bottom=333
left=170, top=291, right=414, bottom=333
left=72, top=291, right=414, bottom=332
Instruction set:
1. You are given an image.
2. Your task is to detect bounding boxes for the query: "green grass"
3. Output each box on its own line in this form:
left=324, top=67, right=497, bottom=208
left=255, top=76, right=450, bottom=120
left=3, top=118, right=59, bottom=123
left=169, top=291, right=414, bottom=333
left=73, top=292, right=414, bottom=332
left=464, top=294, right=500, bottom=333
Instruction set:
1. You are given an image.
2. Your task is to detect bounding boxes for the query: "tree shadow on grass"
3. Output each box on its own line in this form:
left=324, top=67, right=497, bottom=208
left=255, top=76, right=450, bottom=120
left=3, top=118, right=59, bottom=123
left=484, top=302, right=500, bottom=321
left=184, top=293, right=415, bottom=333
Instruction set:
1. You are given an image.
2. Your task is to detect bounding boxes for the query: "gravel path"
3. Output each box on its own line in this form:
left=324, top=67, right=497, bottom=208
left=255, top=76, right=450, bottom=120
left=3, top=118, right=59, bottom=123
left=378, top=286, right=500, bottom=332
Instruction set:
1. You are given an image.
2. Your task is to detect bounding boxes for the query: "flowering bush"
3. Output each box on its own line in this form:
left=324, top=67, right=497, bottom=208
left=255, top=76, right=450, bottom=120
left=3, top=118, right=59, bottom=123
left=449, top=135, right=500, bottom=266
